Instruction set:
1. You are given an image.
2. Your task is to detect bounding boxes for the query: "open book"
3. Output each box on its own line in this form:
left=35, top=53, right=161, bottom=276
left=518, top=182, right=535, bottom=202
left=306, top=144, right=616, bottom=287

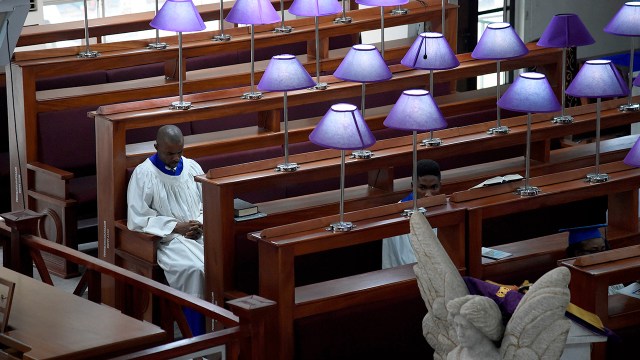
left=616, top=282, right=640, bottom=299
left=472, top=174, right=524, bottom=189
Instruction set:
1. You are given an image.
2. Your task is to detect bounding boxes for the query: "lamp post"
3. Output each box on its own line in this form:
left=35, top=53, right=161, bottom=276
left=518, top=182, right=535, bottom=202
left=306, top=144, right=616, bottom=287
left=566, top=60, right=629, bottom=183
left=274, top=0, right=293, bottom=33
left=401, top=32, right=459, bottom=146
left=383, top=89, right=447, bottom=215
left=148, top=0, right=169, bottom=49
left=334, top=44, right=391, bottom=159
left=289, top=0, right=341, bottom=90
left=356, top=0, right=409, bottom=59
left=78, top=0, right=99, bottom=58
left=497, top=72, right=560, bottom=196
left=472, top=22, right=528, bottom=135
left=309, top=104, right=376, bottom=232
left=537, top=14, right=595, bottom=124
left=605, top=2, right=640, bottom=112
left=258, top=54, right=316, bottom=172
left=226, top=0, right=280, bottom=99
left=150, top=0, right=206, bottom=110
left=213, top=0, right=232, bottom=41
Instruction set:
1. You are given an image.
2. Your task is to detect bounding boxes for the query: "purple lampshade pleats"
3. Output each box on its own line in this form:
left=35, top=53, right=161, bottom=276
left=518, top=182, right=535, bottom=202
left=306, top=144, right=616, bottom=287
left=537, top=13, right=595, bottom=48
left=226, top=0, right=280, bottom=25
left=472, top=22, right=528, bottom=60
left=150, top=0, right=206, bottom=32
left=401, top=32, right=459, bottom=70
left=334, top=44, right=392, bottom=83
left=605, top=2, right=640, bottom=36
left=383, top=89, right=447, bottom=131
left=258, top=54, right=316, bottom=91
left=289, top=0, right=341, bottom=17
left=497, top=72, right=560, bottom=113
left=309, top=104, right=376, bottom=150
left=565, top=60, right=629, bottom=98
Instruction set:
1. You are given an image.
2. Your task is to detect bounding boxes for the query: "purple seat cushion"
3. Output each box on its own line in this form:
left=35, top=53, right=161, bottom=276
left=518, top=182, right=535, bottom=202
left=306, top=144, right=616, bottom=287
left=238, top=41, right=308, bottom=63
left=68, top=174, right=97, bottom=205
left=190, top=113, right=259, bottom=134
left=37, top=106, right=99, bottom=173
left=126, top=123, right=192, bottom=144
left=106, top=63, right=165, bottom=83
left=186, top=52, right=240, bottom=71
left=36, top=71, right=108, bottom=91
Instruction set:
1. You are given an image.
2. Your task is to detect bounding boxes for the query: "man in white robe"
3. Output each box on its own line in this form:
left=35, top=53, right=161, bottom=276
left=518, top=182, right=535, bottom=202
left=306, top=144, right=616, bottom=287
left=127, top=125, right=206, bottom=333
left=382, top=159, right=441, bottom=269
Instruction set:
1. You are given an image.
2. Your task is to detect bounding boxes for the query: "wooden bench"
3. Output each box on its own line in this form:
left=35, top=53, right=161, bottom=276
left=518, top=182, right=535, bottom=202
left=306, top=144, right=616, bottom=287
left=191, top=97, right=637, bottom=306
left=249, top=196, right=465, bottom=359
left=8, top=2, right=459, bottom=277
left=452, top=160, right=640, bottom=283
left=0, top=209, right=275, bottom=360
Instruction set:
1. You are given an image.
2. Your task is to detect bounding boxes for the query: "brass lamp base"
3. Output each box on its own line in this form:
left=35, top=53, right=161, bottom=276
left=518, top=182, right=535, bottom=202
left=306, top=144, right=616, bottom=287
left=421, top=138, right=442, bottom=147
left=334, top=16, right=352, bottom=24
left=312, top=83, right=329, bottom=90
left=586, top=173, right=609, bottom=183
left=515, top=186, right=540, bottom=196
left=148, top=42, right=168, bottom=50
left=350, top=150, right=373, bottom=159
left=552, top=115, right=574, bottom=124
left=391, top=8, right=409, bottom=15
left=326, top=221, right=355, bottom=232
left=619, top=103, right=640, bottom=112
left=242, top=92, right=263, bottom=100
left=402, top=207, right=426, bottom=217
left=274, top=26, right=293, bottom=33
left=275, top=163, right=299, bottom=172
left=213, top=34, right=231, bottom=42
left=78, top=50, right=99, bottom=58
left=487, top=126, right=510, bottom=135
left=170, top=101, right=192, bottom=110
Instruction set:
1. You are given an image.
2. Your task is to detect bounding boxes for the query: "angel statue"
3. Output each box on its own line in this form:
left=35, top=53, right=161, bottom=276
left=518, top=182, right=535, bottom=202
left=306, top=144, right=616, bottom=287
left=408, top=212, right=572, bottom=360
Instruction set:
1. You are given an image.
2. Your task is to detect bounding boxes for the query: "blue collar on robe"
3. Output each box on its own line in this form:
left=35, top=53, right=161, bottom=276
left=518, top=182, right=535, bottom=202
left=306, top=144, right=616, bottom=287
left=150, top=153, right=183, bottom=176
left=400, top=192, right=413, bottom=202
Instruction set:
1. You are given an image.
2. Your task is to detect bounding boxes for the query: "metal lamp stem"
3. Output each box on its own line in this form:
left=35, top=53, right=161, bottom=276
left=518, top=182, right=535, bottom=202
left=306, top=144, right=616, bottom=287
left=361, top=83, right=366, bottom=117
left=628, top=38, right=635, bottom=106
left=380, top=7, right=385, bottom=58
left=283, top=91, right=290, bottom=163
left=315, top=17, right=320, bottom=83
left=213, top=0, right=231, bottom=41
left=178, top=32, right=184, bottom=103
left=496, top=60, right=501, bottom=126
left=339, top=150, right=346, bottom=224
left=524, top=113, right=531, bottom=188
left=595, top=98, right=601, bottom=175
left=412, top=131, right=418, bottom=211
left=78, top=0, right=99, bottom=58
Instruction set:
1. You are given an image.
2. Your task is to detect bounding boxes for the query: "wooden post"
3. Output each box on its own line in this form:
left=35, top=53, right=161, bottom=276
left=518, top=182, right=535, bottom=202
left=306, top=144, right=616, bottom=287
left=227, top=295, right=276, bottom=360
left=0, top=210, right=45, bottom=275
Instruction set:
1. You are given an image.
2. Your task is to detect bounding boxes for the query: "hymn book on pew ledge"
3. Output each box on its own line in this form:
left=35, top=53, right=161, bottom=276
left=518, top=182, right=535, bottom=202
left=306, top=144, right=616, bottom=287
left=472, top=174, right=524, bottom=188
left=233, top=198, right=267, bottom=222
left=617, top=282, right=640, bottom=300
left=481, top=247, right=512, bottom=260
left=234, top=198, right=259, bottom=217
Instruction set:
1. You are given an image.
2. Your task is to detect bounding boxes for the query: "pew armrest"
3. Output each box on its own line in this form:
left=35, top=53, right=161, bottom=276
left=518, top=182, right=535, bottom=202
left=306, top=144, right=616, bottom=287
left=115, top=220, right=160, bottom=265
left=26, top=162, right=74, bottom=200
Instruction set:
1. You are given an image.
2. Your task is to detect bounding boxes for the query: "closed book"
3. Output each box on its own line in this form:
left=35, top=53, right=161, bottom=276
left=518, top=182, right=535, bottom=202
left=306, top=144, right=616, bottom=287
left=234, top=198, right=258, bottom=217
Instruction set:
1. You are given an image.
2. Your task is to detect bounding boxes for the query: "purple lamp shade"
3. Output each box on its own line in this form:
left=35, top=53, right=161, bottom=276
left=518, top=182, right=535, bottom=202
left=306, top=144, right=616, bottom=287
left=309, top=104, right=376, bottom=150
left=356, top=0, right=408, bottom=6
left=565, top=60, right=629, bottom=98
left=605, top=2, right=640, bottom=36
left=226, top=0, right=280, bottom=25
left=624, top=137, right=640, bottom=167
left=472, top=22, right=529, bottom=60
left=401, top=32, right=460, bottom=70
left=150, top=0, right=206, bottom=32
left=383, top=89, right=447, bottom=131
left=634, top=74, right=640, bottom=87
left=334, top=45, right=392, bottom=83
left=289, top=0, right=341, bottom=17
left=497, top=72, right=561, bottom=113
left=258, top=54, right=316, bottom=91
left=537, top=14, right=595, bottom=48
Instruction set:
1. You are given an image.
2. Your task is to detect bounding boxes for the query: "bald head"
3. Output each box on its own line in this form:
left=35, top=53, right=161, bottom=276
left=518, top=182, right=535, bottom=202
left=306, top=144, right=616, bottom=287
left=157, top=125, right=184, bottom=146
left=155, top=125, right=184, bottom=169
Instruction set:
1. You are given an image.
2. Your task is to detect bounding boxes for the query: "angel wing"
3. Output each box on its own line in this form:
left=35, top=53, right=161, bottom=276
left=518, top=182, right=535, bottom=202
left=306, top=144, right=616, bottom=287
left=409, top=212, right=469, bottom=359
left=499, top=267, right=572, bottom=360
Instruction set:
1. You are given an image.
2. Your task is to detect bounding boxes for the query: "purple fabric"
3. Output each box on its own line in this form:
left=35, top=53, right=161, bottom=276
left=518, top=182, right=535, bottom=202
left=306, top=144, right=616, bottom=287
left=36, top=71, right=107, bottom=91
left=186, top=52, right=241, bottom=71
left=463, top=276, right=524, bottom=322
left=190, top=113, right=258, bottom=134
left=106, top=63, right=165, bottom=83
left=37, top=106, right=98, bottom=172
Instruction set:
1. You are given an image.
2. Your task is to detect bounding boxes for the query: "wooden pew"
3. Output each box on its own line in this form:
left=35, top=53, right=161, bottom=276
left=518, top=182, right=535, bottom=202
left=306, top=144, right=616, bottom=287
left=559, top=245, right=640, bottom=359
left=192, top=97, right=637, bottom=306
left=0, top=210, right=275, bottom=360
left=559, top=245, right=640, bottom=331
left=250, top=196, right=465, bottom=360
left=8, top=2, right=459, bottom=277
left=451, top=160, right=640, bottom=284
left=16, top=1, right=297, bottom=47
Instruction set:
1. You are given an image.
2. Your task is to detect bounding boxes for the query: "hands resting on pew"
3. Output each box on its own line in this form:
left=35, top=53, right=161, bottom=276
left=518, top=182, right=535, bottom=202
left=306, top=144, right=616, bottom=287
left=174, top=220, right=203, bottom=240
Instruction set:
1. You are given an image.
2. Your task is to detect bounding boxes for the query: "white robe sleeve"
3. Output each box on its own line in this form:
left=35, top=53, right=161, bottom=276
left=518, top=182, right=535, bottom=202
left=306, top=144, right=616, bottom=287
left=127, top=164, right=177, bottom=237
